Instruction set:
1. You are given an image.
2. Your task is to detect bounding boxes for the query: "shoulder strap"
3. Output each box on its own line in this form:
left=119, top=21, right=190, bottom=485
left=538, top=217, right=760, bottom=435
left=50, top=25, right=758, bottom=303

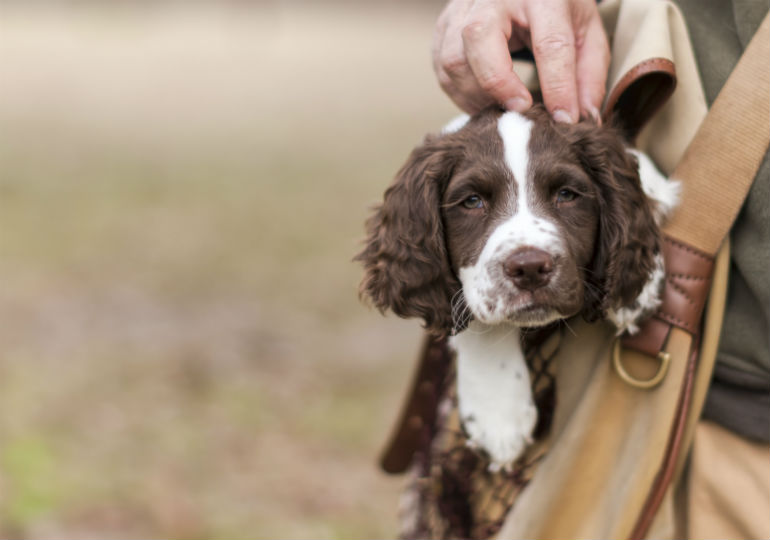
left=665, top=13, right=769, bottom=253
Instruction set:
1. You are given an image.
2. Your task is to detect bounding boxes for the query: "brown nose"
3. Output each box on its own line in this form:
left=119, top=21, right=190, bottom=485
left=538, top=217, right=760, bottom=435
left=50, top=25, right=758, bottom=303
left=502, top=248, right=554, bottom=290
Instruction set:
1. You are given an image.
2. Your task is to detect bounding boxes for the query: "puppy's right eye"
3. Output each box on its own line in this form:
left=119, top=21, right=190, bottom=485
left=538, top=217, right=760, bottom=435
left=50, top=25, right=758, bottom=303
left=462, top=195, right=484, bottom=209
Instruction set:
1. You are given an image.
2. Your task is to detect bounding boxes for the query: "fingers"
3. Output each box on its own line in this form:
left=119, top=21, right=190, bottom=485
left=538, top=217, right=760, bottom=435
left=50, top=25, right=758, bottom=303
left=575, top=9, right=610, bottom=122
left=461, top=3, right=532, bottom=113
left=433, top=0, right=609, bottom=122
left=526, top=0, right=579, bottom=122
left=434, top=0, right=495, bottom=113
left=434, top=0, right=531, bottom=114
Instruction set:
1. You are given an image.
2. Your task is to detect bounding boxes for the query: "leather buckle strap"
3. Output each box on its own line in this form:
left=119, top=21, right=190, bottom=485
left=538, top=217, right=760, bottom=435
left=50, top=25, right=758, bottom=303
left=655, top=237, right=715, bottom=335
left=620, top=236, right=715, bottom=364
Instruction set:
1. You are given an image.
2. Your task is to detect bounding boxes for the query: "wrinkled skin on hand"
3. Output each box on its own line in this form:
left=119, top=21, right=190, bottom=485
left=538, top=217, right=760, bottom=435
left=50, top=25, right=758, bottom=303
left=432, top=0, right=610, bottom=123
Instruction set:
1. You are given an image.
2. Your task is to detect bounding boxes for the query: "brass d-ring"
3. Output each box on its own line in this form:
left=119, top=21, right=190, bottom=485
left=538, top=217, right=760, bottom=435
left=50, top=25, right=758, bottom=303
left=612, top=338, right=671, bottom=389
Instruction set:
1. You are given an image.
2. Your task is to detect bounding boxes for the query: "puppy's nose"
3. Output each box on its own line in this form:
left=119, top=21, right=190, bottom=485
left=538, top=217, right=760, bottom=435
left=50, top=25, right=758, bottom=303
left=503, top=248, right=554, bottom=290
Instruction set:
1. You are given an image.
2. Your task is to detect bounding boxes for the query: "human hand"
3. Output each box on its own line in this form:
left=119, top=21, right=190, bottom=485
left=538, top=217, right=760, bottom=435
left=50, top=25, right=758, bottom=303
left=432, top=0, right=610, bottom=123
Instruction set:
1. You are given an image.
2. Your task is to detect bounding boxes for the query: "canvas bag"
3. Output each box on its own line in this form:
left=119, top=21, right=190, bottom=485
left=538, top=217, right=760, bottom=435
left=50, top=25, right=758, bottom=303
left=380, top=1, right=770, bottom=538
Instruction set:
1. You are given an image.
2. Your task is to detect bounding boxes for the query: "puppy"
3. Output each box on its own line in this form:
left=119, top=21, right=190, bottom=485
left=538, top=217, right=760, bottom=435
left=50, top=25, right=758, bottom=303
left=356, top=106, right=679, bottom=470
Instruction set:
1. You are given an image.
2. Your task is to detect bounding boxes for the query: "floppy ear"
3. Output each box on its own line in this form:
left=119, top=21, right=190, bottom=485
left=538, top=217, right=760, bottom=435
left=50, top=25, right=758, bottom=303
left=573, top=125, right=662, bottom=322
left=355, top=135, right=461, bottom=335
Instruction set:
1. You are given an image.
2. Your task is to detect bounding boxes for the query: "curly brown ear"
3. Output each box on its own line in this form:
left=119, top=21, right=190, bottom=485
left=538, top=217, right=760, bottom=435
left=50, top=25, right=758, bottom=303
left=355, top=136, right=461, bottom=335
left=573, top=124, right=662, bottom=321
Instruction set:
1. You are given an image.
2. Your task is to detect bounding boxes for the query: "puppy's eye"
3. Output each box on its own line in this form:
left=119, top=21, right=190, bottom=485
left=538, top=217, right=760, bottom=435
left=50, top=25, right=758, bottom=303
left=556, top=188, right=579, bottom=203
left=462, top=194, right=484, bottom=209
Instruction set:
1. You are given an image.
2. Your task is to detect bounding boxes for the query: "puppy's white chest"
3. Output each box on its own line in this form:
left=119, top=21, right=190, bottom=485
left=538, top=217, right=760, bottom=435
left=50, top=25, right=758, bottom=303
left=451, top=322, right=538, bottom=470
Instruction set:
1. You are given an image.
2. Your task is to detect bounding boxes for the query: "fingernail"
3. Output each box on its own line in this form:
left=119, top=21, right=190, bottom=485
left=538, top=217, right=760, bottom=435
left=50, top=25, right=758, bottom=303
left=553, top=108, right=576, bottom=124
left=585, top=105, right=602, bottom=125
left=504, top=97, right=530, bottom=112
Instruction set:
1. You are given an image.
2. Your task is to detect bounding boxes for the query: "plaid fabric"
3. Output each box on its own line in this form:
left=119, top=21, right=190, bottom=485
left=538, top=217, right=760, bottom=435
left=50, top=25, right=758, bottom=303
left=399, top=326, right=564, bottom=539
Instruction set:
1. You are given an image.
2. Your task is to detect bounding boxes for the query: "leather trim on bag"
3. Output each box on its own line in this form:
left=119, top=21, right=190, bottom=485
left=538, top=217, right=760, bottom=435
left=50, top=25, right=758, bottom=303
left=603, top=58, right=677, bottom=139
left=622, top=316, right=672, bottom=358
left=629, top=338, right=701, bottom=540
left=380, top=335, right=452, bottom=474
left=620, top=237, right=714, bottom=536
left=657, top=237, right=715, bottom=335
left=622, top=236, right=714, bottom=359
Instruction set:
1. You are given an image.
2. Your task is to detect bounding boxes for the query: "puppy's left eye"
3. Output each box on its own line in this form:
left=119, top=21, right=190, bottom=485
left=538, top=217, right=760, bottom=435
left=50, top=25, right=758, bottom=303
left=556, top=188, right=579, bottom=203
left=462, top=195, right=484, bottom=209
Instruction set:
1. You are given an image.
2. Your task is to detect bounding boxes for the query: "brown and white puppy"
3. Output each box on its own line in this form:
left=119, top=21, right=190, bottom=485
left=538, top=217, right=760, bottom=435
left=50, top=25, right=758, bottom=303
left=356, top=106, right=678, bottom=469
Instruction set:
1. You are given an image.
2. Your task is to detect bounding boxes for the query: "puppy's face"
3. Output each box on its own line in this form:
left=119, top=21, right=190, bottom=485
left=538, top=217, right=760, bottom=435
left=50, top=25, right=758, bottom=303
left=356, top=106, right=661, bottom=335
left=442, top=110, right=600, bottom=327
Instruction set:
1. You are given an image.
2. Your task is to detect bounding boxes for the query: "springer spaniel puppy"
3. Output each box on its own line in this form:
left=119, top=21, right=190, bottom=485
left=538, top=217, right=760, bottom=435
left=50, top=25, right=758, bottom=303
left=357, top=106, right=678, bottom=470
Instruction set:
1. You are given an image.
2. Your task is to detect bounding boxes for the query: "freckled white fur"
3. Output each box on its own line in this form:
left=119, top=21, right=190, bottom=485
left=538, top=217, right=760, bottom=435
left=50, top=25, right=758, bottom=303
left=451, top=321, right=537, bottom=471
left=498, top=112, right=533, bottom=197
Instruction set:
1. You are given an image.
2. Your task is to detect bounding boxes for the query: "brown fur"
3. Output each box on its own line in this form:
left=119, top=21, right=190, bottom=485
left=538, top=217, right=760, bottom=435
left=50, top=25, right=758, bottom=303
left=354, top=134, right=464, bottom=333
left=557, top=119, right=661, bottom=320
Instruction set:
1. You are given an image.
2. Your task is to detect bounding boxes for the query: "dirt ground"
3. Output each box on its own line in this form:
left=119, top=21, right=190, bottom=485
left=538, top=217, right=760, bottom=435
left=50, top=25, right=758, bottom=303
left=0, top=1, right=457, bottom=537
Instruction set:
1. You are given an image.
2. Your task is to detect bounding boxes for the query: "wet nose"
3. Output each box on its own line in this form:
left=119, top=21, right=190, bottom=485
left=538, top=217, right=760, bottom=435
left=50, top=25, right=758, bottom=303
left=502, top=248, right=554, bottom=290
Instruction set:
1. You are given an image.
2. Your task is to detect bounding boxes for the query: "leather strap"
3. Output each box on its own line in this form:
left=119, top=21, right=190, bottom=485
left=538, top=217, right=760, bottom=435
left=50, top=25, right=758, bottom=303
left=621, top=237, right=714, bottom=354
left=629, top=343, right=700, bottom=540
left=627, top=14, right=770, bottom=539
left=604, top=57, right=676, bottom=138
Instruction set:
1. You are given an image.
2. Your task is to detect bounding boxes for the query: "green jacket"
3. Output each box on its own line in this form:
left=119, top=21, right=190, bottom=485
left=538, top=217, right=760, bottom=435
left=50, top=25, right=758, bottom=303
left=677, top=0, right=770, bottom=442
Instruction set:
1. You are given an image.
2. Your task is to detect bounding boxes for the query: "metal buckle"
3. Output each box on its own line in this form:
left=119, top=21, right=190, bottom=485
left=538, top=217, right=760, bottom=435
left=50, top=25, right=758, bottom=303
left=612, top=338, right=671, bottom=389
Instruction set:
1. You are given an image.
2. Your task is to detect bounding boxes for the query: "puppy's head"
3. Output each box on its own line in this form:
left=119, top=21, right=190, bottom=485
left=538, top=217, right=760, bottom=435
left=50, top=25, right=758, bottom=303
left=356, top=106, right=662, bottom=336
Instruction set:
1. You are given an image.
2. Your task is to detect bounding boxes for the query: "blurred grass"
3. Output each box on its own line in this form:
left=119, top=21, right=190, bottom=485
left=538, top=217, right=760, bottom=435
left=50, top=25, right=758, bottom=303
left=0, top=2, right=457, bottom=538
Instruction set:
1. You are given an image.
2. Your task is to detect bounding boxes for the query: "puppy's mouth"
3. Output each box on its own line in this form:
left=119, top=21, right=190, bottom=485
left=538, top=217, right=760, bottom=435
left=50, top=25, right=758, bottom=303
left=500, top=287, right=582, bottom=327
left=459, top=265, right=585, bottom=327
left=507, top=302, right=563, bottom=327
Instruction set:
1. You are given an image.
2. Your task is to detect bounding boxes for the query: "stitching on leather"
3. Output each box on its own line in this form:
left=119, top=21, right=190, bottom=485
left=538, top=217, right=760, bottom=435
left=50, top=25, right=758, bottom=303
left=612, top=58, right=676, bottom=98
left=618, top=58, right=675, bottom=88
left=667, top=273, right=709, bottom=280
left=664, top=237, right=711, bottom=261
left=652, top=238, right=714, bottom=335
left=665, top=278, right=696, bottom=305
left=658, top=311, right=697, bottom=332
left=604, top=57, right=675, bottom=120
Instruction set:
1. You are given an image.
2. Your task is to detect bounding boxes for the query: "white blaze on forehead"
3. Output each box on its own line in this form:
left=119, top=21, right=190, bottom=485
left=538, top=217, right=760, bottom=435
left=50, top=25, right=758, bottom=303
left=497, top=112, right=532, bottom=197
left=493, top=111, right=561, bottom=251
